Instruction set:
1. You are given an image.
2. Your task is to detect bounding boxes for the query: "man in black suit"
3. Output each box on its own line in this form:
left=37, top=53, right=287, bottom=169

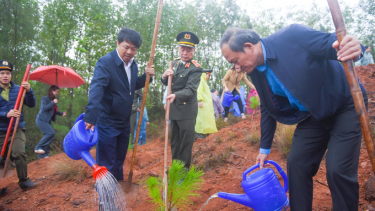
left=84, top=27, right=154, bottom=181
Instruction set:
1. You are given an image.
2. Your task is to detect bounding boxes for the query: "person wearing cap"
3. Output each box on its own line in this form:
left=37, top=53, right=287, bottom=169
left=83, top=27, right=155, bottom=181
left=161, top=31, right=202, bottom=169
left=211, top=88, right=224, bottom=120
left=0, top=60, right=36, bottom=191
left=195, top=69, right=217, bottom=139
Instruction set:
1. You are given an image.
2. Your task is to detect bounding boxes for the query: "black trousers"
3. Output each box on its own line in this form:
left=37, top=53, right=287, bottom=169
left=170, top=119, right=196, bottom=169
left=288, top=97, right=367, bottom=211
left=224, top=89, right=244, bottom=117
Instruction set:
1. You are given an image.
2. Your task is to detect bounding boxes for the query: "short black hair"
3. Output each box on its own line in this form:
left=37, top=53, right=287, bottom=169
left=365, top=46, right=370, bottom=49
left=220, top=27, right=260, bottom=52
left=117, top=27, right=142, bottom=48
left=211, top=88, right=216, bottom=93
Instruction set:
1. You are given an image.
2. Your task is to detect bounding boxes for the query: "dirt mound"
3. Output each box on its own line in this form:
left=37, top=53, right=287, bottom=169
left=1, top=65, right=375, bottom=210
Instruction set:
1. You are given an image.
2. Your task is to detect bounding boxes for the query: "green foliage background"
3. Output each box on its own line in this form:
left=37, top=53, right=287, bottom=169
left=0, top=0, right=372, bottom=161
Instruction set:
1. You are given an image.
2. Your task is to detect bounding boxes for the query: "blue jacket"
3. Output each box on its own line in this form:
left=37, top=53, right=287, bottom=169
left=84, top=49, right=151, bottom=128
left=248, top=24, right=366, bottom=150
left=36, top=96, right=63, bottom=123
left=0, top=81, right=36, bottom=131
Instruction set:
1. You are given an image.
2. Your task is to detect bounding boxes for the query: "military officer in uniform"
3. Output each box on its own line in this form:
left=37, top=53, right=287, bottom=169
left=161, top=31, right=202, bottom=169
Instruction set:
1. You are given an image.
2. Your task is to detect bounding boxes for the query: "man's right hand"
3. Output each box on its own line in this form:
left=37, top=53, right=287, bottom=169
left=162, top=69, right=174, bottom=79
left=7, top=109, right=21, bottom=118
left=53, top=99, right=58, bottom=104
left=256, top=153, right=269, bottom=169
left=85, top=122, right=95, bottom=131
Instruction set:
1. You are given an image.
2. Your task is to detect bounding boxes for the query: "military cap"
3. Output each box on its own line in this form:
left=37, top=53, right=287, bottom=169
left=0, top=60, right=13, bottom=72
left=176, top=31, right=199, bottom=48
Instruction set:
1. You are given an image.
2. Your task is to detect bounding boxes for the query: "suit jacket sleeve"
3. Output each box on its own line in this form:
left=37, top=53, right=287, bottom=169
left=24, top=88, right=36, bottom=108
left=288, top=24, right=366, bottom=61
left=84, top=59, right=111, bottom=125
left=259, top=103, right=277, bottom=150
left=135, top=73, right=152, bottom=90
left=161, top=77, right=168, bottom=86
left=174, top=67, right=203, bottom=102
left=56, top=110, right=63, bottom=116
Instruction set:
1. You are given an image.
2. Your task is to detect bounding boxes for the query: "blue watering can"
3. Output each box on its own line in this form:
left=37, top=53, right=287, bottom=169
left=218, top=160, right=289, bottom=211
left=222, top=92, right=240, bottom=108
left=63, top=114, right=108, bottom=179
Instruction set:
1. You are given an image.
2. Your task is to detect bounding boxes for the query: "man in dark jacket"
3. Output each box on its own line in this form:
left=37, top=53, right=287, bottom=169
left=162, top=31, right=202, bottom=169
left=0, top=60, right=36, bottom=191
left=220, top=25, right=365, bottom=210
left=84, top=27, right=154, bottom=181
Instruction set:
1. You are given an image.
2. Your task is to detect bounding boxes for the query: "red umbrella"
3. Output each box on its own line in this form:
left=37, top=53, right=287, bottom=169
left=29, top=65, right=85, bottom=88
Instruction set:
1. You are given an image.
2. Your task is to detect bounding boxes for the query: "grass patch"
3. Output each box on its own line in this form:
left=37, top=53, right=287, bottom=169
left=274, top=124, right=296, bottom=158
left=201, top=146, right=235, bottom=170
left=245, top=132, right=260, bottom=146
left=53, top=159, right=87, bottom=183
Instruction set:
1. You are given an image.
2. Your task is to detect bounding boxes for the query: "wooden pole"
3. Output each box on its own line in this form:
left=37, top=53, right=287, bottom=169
left=126, top=0, right=165, bottom=192
left=328, top=0, right=375, bottom=173
left=0, top=64, right=31, bottom=161
left=2, top=89, right=27, bottom=177
left=163, top=61, right=173, bottom=210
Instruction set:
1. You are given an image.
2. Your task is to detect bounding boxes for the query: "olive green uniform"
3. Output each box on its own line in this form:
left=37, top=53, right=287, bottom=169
left=161, top=58, right=202, bottom=168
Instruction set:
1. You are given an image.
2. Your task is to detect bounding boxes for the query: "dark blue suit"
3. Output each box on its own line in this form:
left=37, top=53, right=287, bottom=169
left=84, top=49, right=151, bottom=181
left=249, top=24, right=366, bottom=210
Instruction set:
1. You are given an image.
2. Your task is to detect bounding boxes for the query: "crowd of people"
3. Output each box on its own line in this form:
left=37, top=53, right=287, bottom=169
left=0, top=22, right=372, bottom=210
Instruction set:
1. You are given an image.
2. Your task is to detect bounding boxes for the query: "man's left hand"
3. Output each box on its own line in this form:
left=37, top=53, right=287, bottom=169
left=21, top=82, right=31, bottom=92
left=146, top=64, right=155, bottom=77
left=62, top=112, right=67, bottom=117
left=166, top=94, right=176, bottom=103
left=332, top=35, right=361, bottom=62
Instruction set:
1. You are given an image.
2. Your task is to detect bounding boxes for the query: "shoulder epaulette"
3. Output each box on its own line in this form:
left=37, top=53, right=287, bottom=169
left=174, top=57, right=181, bottom=61
left=192, top=60, right=200, bottom=67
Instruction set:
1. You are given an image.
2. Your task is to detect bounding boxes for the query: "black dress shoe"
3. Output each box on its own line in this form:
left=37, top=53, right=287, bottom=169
left=0, top=187, right=7, bottom=197
left=19, top=179, right=36, bottom=189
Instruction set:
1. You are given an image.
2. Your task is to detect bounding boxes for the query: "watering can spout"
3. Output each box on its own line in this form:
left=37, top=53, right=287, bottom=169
left=218, top=192, right=252, bottom=208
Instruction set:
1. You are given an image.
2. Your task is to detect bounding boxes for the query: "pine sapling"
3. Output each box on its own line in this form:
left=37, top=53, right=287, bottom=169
left=146, top=160, right=204, bottom=211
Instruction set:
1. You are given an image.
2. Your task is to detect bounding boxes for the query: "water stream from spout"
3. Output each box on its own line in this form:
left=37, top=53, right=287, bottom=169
left=199, top=192, right=219, bottom=211
left=95, top=171, right=128, bottom=211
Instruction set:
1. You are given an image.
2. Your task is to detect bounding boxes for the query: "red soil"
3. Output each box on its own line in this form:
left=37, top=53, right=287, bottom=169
left=1, top=65, right=375, bottom=211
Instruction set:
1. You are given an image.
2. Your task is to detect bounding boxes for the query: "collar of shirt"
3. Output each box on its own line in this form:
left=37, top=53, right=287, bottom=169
left=116, top=48, right=134, bottom=67
left=256, top=41, right=267, bottom=72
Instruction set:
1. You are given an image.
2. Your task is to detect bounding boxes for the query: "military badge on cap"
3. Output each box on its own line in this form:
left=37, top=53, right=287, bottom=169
left=176, top=31, right=199, bottom=48
left=0, top=60, right=13, bottom=72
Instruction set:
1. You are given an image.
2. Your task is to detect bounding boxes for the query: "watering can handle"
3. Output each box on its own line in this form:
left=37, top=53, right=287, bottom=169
left=242, top=160, right=288, bottom=193
left=88, top=129, right=95, bottom=143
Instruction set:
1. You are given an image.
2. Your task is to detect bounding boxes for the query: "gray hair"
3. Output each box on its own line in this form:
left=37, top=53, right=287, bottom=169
left=220, top=27, right=260, bottom=52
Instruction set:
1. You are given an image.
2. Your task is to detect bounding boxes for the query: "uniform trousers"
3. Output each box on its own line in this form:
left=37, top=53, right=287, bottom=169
left=170, top=119, right=196, bottom=169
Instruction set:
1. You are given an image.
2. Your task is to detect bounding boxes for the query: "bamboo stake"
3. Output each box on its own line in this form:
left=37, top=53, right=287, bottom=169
left=328, top=0, right=375, bottom=173
left=126, top=0, right=165, bottom=192
left=0, top=64, right=31, bottom=162
left=163, top=61, right=173, bottom=211
left=2, top=89, right=27, bottom=177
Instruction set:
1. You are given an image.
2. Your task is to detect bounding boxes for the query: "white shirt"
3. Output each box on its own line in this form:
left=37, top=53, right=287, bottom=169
left=116, top=48, right=133, bottom=86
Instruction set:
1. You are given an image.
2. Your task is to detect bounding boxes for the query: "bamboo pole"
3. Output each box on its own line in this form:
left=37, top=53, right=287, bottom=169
left=163, top=61, right=173, bottom=210
left=2, top=89, right=27, bottom=177
left=328, top=0, right=375, bottom=173
left=126, top=0, right=165, bottom=192
left=0, top=64, right=31, bottom=161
